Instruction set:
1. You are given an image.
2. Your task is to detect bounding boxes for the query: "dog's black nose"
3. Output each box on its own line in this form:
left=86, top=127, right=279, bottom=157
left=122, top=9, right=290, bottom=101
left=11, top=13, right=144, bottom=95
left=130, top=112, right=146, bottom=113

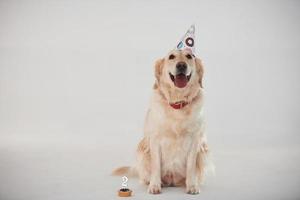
left=176, top=62, right=187, bottom=73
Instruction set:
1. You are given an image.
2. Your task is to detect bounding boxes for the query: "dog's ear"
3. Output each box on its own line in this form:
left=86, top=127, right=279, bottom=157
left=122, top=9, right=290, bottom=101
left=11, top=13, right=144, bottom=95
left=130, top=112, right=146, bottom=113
left=154, top=58, right=164, bottom=89
left=195, top=58, right=204, bottom=88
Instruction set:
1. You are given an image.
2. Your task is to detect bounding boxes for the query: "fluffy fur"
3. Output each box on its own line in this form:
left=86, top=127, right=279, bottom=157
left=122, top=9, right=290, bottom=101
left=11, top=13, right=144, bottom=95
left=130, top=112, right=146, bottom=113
left=113, top=49, right=211, bottom=194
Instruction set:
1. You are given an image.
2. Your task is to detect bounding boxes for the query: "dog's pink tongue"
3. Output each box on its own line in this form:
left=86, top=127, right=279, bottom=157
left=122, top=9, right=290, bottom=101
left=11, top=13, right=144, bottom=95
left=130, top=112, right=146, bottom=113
left=174, top=74, right=188, bottom=88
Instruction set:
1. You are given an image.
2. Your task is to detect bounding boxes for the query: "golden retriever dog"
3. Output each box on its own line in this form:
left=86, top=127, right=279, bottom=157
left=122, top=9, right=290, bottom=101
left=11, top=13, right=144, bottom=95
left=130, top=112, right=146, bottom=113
left=113, top=49, right=210, bottom=195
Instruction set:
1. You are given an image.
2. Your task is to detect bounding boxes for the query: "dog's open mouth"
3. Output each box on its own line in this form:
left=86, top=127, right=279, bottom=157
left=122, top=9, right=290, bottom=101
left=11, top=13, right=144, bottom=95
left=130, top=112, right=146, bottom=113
left=169, top=72, right=192, bottom=88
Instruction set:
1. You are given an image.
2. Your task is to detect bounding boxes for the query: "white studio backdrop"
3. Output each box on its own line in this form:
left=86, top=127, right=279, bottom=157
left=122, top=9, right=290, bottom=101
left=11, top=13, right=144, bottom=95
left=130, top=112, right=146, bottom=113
left=0, top=1, right=300, bottom=200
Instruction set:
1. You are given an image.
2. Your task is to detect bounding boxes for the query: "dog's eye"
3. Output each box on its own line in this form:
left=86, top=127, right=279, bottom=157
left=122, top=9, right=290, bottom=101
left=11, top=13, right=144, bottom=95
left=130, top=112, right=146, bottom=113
left=169, top=54, right=175, bottom=60
left=186, top=54, right=192, bottom=59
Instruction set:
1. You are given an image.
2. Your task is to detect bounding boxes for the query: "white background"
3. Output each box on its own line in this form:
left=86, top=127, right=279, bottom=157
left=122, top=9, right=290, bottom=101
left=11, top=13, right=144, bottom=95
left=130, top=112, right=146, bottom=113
left=0, top=0, right=300, bottom=199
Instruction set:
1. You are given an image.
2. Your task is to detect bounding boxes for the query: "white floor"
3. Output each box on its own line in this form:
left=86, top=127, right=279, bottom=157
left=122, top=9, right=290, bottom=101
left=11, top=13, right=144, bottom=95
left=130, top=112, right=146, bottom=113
left=1, top=133, right=299, bottom=200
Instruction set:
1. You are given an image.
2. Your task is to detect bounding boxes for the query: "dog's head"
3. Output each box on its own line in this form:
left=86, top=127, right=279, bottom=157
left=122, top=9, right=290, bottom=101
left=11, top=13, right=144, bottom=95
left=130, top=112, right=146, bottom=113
left=154, top=49, right=204, bottom=89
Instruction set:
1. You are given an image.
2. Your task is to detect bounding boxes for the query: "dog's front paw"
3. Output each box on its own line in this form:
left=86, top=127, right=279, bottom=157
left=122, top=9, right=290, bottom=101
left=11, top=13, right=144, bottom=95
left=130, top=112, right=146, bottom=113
left=148, top=183, right=161, bottom=194
left=186, top=185, right=200, bottom=195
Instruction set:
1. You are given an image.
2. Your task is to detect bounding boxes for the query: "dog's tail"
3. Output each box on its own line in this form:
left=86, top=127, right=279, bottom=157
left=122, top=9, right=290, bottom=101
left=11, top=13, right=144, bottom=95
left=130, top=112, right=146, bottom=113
left=111, top=166, right=138, bottom=177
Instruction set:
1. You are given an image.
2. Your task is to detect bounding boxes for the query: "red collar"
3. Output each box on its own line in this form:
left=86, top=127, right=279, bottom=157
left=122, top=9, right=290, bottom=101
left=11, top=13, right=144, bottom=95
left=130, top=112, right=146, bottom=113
left=169, top=101, right=189, bottom=109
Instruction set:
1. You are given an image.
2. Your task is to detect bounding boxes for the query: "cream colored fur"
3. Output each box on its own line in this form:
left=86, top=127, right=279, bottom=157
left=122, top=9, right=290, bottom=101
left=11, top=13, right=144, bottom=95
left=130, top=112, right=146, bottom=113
left=113, top=49, right=210, bottom=195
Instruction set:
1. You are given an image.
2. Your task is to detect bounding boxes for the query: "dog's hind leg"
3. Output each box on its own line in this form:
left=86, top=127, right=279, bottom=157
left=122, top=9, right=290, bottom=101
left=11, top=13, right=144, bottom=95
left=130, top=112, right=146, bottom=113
left=136, top=137, right=151, bottom=185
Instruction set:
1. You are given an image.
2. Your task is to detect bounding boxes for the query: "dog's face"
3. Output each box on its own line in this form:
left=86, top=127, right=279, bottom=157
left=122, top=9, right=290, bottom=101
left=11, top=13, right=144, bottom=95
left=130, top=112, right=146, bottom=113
left=155, top=49, right=203, bottom=89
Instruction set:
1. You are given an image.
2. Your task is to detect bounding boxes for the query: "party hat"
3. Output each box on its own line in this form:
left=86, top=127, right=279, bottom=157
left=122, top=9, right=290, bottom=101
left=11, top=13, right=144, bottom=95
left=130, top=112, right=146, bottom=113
left=176, top=25, right=195, bottom=55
